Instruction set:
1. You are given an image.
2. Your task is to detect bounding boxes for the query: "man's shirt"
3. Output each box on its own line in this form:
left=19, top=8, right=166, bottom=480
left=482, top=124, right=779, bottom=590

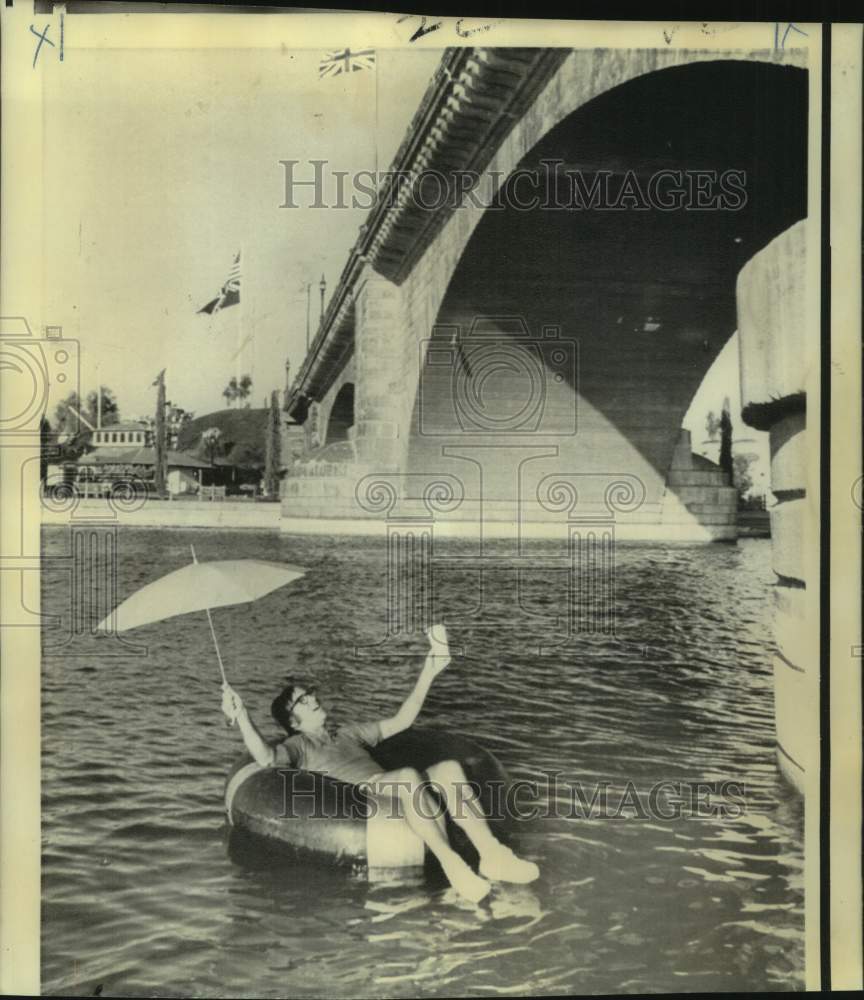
left=272, top=721, right=383, bottom=785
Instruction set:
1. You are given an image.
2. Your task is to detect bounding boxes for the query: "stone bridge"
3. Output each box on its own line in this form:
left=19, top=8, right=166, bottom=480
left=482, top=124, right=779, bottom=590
left=281, top=47, right=812, bottom=790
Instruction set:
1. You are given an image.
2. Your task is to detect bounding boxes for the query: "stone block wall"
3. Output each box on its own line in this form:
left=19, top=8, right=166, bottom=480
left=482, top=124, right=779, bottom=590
left=661, top=430, right=738, bottom=539
left=737, top=220, right=813, bottom=794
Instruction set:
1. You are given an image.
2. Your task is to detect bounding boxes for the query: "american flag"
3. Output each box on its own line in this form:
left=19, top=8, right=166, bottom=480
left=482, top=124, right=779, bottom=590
left=198, top=251, right=241, bottom=315
left=318, top=48, right=376, bottom=79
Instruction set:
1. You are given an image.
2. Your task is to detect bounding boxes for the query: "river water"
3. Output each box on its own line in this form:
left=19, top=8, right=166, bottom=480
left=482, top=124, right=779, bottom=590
left=41, top=527, right=804, bottom=996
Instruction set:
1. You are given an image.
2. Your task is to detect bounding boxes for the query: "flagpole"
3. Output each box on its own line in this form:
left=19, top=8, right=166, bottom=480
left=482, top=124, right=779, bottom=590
left=374, top=53, right=379, bottom=178
left=237, top=243, right=244, bottom=384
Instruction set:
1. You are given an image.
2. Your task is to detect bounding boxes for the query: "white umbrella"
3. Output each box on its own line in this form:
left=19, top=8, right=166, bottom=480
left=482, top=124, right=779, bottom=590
left=97, top=545, right=305, bottom=685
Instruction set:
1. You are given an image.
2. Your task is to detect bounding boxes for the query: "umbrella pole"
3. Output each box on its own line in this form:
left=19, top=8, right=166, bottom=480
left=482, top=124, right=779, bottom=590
left=191, top=544, right=229, bottom=688
left=205, top=606, right=229, bottom=688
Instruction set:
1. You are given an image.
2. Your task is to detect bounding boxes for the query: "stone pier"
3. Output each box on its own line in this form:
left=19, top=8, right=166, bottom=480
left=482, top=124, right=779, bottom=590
left=737, top=219, right=814, bottom=793
left=354, top=270, right=406, bottom=471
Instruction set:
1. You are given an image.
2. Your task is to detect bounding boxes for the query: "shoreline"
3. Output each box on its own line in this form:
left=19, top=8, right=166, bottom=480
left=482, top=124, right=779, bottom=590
left=39, top=498, right=770, bottom=541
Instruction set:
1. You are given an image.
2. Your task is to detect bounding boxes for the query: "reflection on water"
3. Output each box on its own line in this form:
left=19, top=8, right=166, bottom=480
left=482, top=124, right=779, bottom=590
left=41, top=528, right=803, bottom=996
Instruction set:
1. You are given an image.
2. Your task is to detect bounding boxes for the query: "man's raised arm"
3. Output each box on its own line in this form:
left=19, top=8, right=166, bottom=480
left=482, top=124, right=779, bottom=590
left=222, top=685, right=276, bottom=767
left=379, top=624, right=451, bottom=740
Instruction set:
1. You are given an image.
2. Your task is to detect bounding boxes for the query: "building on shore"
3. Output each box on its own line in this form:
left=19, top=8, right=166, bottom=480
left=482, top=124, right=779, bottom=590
left=48, top=418, right=240, bottom=498
left=74, top=446, right=214, bottom=497
left=89, top=421, right=151, bottom=448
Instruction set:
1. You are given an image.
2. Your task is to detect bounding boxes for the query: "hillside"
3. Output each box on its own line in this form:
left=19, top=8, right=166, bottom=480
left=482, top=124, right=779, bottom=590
left=178, top=408, right=269, bottom=468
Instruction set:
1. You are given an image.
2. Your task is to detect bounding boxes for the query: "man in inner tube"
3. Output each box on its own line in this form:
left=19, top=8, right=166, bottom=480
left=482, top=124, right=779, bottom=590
left=221, top=623, right=539, bottom=903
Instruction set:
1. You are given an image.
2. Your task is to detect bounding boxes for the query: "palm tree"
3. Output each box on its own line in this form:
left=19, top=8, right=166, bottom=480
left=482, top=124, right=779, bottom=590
left=222, top=374, right=252, bottom=409
left=223, top=377, right=239, bottom=408
left=238, top=374, right=253, bottom=409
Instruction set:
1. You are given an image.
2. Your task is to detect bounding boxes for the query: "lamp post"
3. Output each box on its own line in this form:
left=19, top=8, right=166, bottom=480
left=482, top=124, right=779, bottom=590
left=283, top=359, right=292, bottom=410
left=319, top=273, right=326, bottom=324
left=305, top=282, right=311, bottom=350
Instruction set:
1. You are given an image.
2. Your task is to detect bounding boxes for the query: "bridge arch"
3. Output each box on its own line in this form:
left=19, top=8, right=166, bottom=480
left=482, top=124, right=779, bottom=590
left=324, top=382, right=355, bottom=446
left=282, top=47, right=814, bottom=791
left=396, top=56, right=807, bottom=529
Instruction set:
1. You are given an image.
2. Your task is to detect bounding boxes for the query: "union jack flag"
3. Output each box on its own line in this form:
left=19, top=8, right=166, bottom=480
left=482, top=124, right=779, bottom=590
left=198, top=251, right=241, bottom=315
left=318, top=48, right=376, bottom=79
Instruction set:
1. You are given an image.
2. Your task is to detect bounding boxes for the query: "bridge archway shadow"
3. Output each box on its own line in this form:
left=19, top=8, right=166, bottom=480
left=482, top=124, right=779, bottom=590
left=405, top=59, right=807, bottom=533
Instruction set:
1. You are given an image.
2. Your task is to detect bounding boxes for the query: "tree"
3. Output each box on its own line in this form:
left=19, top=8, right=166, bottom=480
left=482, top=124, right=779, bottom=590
left=53, top=391, right=88, bottom=458
left=86, top=387, right=119, bottom=428
left=719, top=398, right=733, bottom=483
left=166, top=405, right=194, bottom=449
left=153, top=370, right=167, bottom=495
left=223, top=374, right=253, bottom=408
left=222, top=377, right=239, bottom=408
left=53, top=389, right=119, bottom=460
left=40, top=417, right=54, bottom=481
left=202, top=427, right=222, bottom=466
left=733, top=452, right=759, bottom=502
left=167, top=405, right=194, bottom=425
left=263, top=390, right=282, bottom=498
left=705, top=410, right=722, bottom=441
left=229, top=441, right=264, bottom=468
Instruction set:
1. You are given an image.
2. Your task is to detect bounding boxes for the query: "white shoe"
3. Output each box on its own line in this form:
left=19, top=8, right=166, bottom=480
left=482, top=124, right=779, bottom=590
left=479, top=844, right=540, bottom=884
left=443, top=857, right=491, bottom=903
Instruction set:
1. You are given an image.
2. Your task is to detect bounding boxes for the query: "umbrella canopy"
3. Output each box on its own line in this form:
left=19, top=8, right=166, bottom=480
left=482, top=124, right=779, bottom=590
left=97, top=559, right=305, bottom=633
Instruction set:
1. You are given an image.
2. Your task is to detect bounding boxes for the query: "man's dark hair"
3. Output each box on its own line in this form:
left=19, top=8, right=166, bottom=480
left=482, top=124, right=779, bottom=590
left=271, top=679, right=300, bottom=735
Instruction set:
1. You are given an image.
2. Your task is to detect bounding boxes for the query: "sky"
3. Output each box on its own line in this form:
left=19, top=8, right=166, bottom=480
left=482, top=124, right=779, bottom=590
left=40, top=41, right=765, bottom=482
left=43, top=46, right=441, bottom=419
left=683, top=333, right=770, bottom=492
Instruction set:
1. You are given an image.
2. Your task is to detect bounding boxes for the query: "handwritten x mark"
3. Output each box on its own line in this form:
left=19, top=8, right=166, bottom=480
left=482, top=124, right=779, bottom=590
left=30, top=23, right=55, bottom=67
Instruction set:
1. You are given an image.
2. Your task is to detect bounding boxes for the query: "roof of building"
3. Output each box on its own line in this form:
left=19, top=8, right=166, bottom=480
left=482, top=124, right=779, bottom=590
left=78, top=447, right=212, bottom=469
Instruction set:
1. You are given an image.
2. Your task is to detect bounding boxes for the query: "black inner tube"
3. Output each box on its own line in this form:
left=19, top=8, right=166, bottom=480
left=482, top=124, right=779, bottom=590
left=226, top=727, right=512, bottom=867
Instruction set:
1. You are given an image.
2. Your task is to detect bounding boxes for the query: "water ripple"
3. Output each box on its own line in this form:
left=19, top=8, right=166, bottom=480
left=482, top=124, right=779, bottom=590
left=41, top=529, right=803, bottom=996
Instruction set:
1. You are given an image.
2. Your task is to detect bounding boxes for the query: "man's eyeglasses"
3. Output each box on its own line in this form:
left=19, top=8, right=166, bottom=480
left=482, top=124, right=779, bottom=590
left=286, top=686, right=317, bottom=714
